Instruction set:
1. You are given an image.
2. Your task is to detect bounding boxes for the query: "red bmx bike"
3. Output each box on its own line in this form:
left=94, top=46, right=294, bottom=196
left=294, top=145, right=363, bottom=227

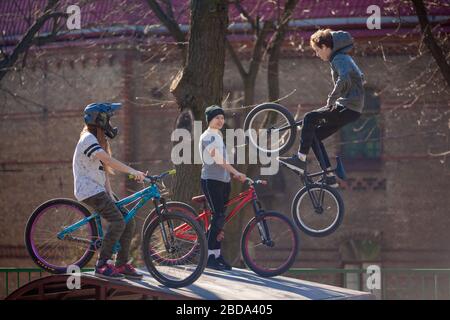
left=142, top=177, right=299, bottom=277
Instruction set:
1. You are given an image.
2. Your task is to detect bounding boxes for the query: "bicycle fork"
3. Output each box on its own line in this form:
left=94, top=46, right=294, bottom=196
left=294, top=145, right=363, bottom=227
left=154, top=198, right=176, bottom=253
left=252, top=200, right=274, bottom=247
left=300, top=174, right=326, bottom=214
left=307, top=185, right=326, bottom=214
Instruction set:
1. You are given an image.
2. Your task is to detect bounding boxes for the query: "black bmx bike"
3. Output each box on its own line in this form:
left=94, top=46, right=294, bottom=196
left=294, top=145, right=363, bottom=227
left=243, top=102, right=346, bottom=237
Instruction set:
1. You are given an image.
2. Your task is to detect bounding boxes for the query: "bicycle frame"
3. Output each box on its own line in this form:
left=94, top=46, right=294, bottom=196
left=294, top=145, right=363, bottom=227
left=274, top=119, right=303, bottom=133
left=56, top=183, right=163, bottom=249
left=295, top=136, right=346, bottom=214
left=173, top=185, right=267, bottom=241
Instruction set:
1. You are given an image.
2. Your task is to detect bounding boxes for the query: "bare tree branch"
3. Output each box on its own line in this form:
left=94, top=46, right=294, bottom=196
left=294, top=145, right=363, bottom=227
left=0, top=0, right=68, bottom=82
left=232, top=0, right=258, bottom=30
left=225, top=38, right=248, bottom=79
left=266, top=0, right=300, bottom=100
left=145, top=0, right=187, bottom=61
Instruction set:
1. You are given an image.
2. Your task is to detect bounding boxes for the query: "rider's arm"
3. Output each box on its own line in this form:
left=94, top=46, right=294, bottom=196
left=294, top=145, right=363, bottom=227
left=94, top=151, right=146, bottom=182
left=209, top=148, right=246, bottom=182
left=105, top=173, right=114, bottom=198
left=327, top=55, right=352, bottom=107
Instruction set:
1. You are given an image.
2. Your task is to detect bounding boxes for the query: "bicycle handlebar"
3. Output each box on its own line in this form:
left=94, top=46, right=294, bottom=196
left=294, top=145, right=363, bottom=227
left=131, top=170, right=266, bottom=188
left=129, top=169, right=176, bottom=183
left=245, top=177, right=267, bottom=186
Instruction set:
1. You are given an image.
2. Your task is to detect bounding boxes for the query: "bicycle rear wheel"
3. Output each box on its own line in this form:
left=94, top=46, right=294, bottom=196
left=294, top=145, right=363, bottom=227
left=142, top=212, right=207, bottom=288
left=291, top=184, right=344, bottom=237
left=243, top=103, right=297, bottom=155
left=24, top=198, right=97, bottom=273
left=241, top=211, right=299, bottom=277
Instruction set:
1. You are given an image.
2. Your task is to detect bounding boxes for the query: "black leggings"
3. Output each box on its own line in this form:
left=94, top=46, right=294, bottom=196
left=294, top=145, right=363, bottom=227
left=201, top=179, right=231, bottom=250
left=299, top=104, right=361, bottom=169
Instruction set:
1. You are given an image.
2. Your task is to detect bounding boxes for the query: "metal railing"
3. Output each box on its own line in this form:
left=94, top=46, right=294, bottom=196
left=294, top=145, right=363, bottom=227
left=2, top=267, right=450, bottom=299
left=288, top=268, right=450, bottom=300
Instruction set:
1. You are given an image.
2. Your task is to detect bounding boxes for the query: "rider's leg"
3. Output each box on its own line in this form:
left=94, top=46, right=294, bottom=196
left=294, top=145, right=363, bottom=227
left=201, top=179, right=227, bottom=252
left=277, top=106, right=331, bottom=173
left=312, top=105, right=362, bottom=174
left=298, top=105, right=332, bottom=157
left=82, top=192, right=126, bottom=278
left=82, top=192, right=126, bottom=265
left=201, top=179, right=232, bottom=270
left=216, top=183, right=232, bottom=270
left=279, top=105, right=361, bottom=174
left=311, top=131, right=339, bottom=187
left=115, top=216, right=143, bottom=279
left=116, top=216, right=136, bottom=266
left=311, top=135, right=332, bottom=171
left=115, top=217, right=143, bottom=279
left=301, top=104, right=361, bottom=155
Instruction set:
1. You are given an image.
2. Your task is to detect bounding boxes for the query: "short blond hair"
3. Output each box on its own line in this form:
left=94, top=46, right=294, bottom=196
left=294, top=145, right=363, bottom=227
left=310, top=29, right=333, bottom=50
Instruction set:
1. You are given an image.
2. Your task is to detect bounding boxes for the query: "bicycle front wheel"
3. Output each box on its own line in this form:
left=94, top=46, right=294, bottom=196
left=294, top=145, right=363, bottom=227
left=142, top=212, right=207, bottom=288
left=243, top=103, right=297, bottom=155
left=24, top=198, right=98, bottom=273
left=141, top=201, right=199, bottom=242
left=241, top=211, right=299, bottom=277
left=291, top=184, right=344, bottom=237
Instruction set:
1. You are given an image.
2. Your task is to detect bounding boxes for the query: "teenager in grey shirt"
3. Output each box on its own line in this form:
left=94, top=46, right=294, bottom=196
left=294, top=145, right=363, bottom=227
left=199, top=105, right=246, bottom=271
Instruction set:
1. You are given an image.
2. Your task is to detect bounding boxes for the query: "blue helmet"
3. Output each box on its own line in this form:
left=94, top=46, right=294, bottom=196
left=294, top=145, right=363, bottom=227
left=84, top=102, right=122, bottom=139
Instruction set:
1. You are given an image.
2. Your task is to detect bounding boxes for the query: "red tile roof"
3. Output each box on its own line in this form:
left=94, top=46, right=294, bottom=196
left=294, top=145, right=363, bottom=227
left=1, top=0, right=449, bottom=46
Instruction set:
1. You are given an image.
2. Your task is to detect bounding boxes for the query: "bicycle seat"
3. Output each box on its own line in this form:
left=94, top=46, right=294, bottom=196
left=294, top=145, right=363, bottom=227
left=191, top=195, right=206, bottom=204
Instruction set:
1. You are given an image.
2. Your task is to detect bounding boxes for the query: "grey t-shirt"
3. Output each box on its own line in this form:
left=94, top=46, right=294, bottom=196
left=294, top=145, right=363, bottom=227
left=199, top=128, right=231, bottom=183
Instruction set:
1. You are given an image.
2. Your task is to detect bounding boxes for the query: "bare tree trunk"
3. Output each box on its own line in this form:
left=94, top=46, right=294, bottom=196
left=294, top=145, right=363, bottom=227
left=411, top=0, right=450, bottom=87
left=170, top=0, right=228, bottom=203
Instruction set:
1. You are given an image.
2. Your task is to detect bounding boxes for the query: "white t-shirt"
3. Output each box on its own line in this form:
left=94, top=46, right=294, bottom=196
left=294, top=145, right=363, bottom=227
left=199, top=128, right=231, bottom=183
left=72, top=132, right=106, bottom=201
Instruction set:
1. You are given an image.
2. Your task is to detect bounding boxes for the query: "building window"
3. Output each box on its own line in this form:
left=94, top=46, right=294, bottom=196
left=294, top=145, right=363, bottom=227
left=340, top=87, right=381, bottom=170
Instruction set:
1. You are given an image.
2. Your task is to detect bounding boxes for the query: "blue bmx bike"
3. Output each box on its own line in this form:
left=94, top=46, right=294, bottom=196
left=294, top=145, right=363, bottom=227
left=24, top=170, right=207, bottom=288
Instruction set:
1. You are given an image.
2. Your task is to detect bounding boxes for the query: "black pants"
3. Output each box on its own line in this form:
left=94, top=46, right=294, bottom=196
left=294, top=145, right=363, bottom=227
left=299, top=104, right=361, bottom=169
left=201, top=179, right=231, bottom=250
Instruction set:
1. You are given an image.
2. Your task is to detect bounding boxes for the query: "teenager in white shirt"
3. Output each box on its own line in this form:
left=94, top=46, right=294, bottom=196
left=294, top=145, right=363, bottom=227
left=73, top=102, right=146, bottom=280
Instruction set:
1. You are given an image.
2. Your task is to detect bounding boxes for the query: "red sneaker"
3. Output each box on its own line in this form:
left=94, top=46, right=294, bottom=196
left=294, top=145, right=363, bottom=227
left=115, top=263, right=143, bottom=280
left=95, top=263, right=125, bottom=280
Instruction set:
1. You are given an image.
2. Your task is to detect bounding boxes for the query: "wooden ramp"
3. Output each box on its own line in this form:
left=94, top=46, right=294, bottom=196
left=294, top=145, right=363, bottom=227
left=6, top=267, right=374, bottom=300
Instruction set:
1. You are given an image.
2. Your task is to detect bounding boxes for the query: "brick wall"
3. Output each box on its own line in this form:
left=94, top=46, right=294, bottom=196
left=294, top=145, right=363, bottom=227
left=1, top=44, right=449, bottom=275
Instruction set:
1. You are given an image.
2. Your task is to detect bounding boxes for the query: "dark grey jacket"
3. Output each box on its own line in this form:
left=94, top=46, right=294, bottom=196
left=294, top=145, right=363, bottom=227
left=326, top=31, right=365, bottom=113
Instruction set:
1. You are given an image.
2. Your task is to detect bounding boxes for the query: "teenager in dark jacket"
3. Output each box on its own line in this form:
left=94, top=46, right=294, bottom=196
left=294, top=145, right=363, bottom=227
left=278, top=29, right=365, bottom=187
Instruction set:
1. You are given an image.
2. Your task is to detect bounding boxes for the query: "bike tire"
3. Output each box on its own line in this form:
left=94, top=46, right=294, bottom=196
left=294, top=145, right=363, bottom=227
left=291, top=184, right=344, bottom=237
left=243, top=103, right=297, bottom=155
left=241, top=211, right=299, bottom=277
left=142, top=212, right=207, bottom=288
left=24, top=198, right=98, bottom=274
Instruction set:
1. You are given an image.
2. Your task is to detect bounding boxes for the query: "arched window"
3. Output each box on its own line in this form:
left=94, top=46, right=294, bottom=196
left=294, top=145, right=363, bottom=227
left=340, top=87, right=382, bottom=170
